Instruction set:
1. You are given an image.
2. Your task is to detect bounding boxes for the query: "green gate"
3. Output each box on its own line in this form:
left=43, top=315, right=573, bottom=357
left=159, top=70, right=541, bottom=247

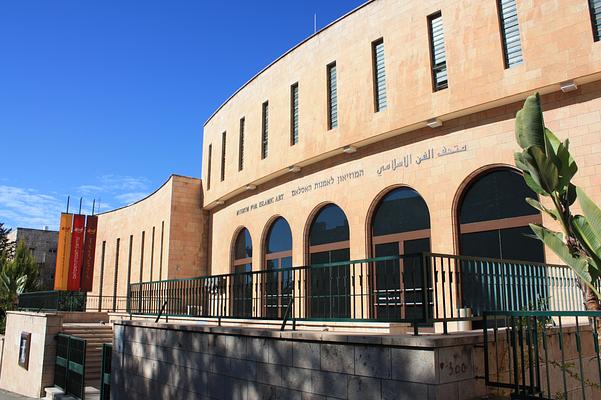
left=54, top=333, right=87, bottom=399
left=100, top=343, right=112, bottom=400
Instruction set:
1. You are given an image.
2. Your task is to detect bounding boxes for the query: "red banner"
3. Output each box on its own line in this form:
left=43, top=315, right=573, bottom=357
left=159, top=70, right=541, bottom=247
left=67, top=214, right=85, bottom=291
left=80, top=215, right=98, bottom=292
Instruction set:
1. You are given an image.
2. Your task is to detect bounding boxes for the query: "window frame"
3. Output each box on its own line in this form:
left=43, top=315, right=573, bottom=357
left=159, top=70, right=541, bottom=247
left=371, top=38, right=387, bottom=112
left=427, top=11, right=448, bottom=92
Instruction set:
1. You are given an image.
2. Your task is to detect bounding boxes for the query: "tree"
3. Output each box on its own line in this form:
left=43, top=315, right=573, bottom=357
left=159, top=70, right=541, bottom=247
left=0, top=241, right=39, bottom=309
left=0, top=223, right=14, bottom=259
left=514, top=93, right=601, bottom=310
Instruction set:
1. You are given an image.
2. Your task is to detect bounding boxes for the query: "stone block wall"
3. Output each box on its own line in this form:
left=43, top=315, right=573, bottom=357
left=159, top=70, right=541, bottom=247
left=112, top=321, right=486, bottom=400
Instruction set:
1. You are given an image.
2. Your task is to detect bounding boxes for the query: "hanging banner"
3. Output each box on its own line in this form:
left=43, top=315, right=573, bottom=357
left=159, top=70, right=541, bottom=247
left=80, top=215, right=98, bottom=292
left=54, top=213, right=73, bottom=290
left=67, top=214, right=85, bottom=291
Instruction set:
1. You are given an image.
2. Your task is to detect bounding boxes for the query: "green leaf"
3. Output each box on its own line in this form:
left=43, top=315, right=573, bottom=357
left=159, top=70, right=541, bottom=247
left=515, top=152, right=548, bottom=195
left=525, top=197, right=559, bottom=220
left=516, top=93, right=545, bottom=149
left=573, top=215, right=601, bottom=254
left=529, top=224, right=601, bottom=298
left=577, top=187, right=601, bottom=247
left=528, top=146, right=559, bottom=193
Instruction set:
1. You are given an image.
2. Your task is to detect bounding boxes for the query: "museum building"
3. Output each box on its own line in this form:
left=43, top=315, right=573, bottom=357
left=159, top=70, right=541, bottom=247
left=90, top=0, right=601, bottom=327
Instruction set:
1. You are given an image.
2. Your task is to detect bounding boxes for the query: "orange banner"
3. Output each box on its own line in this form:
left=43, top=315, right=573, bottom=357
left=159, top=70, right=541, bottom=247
left=54, top=213, right=72, bottom=290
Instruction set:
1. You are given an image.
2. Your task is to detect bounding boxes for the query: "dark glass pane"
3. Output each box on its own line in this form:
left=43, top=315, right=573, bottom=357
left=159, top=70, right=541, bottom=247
left=460, top=228, right=546, bottom=316
left=373, top=188, right=430, bottom=236
left=500, top=226, right=545, bottom=263
left=403, top=238, right=432, bottom=321
left=459, top=169, right=538, bottom=224
left=373, top=242, right=400, bottom=321
left=265, top=259, right=279, bottom=318
left=266, top=217, right=292, bottom=254
left=309, top=248, right=350, bottom=318
left=460, top=230, right=502, bottom=259
left=234, top=228, right=252, bottom=260
left=309, top=204, right=349, bottom=246
left=232, top=263, right=252, bottom=317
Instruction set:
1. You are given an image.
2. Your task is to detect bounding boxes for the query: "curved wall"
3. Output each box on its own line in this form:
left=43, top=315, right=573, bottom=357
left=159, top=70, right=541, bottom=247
left=208, top=84, right=601, bottom=275
left=203, top=0, right=601, bottom=205
left=90, top=175, right=208, bottom=300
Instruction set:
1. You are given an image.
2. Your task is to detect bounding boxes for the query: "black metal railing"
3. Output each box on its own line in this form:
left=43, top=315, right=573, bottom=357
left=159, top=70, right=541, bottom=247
left=483, top=310, right=601, bottom=400
left=18, top=291, right=128, bottom=313
left=128, top=253, right=584, bottom=330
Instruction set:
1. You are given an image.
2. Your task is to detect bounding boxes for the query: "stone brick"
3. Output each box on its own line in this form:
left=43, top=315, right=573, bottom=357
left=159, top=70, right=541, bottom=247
left=282, top=366, right=312, bottom=393
left=257, top=362, right=283, bottom=386
left=354, top=345, right=391, bottom=379
left=275, top=387, right=303, bottom=400
left=311, top=370, right=348, bottom=398
left=391, top=348, right=435, bottom=383
left=320, top=344, right=354, bottom=374
left=247, top=381, right=277, bottom=400
left=348, top=376, right=381, bottom=400
left=381, top=380, right=428, bottom=400
left=226, top=335, right=248, bottom=359
left=269, top=340, right=293, bottom=366
left=293, top=341, right=321, bottom=370
left=247, top=337, right=270, bottom=363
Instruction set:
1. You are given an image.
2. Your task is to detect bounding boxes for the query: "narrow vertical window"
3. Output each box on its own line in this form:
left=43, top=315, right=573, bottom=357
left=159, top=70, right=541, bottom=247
left=220, top=131, right=226, bottom=181
left=139, top=231, right=145, bottom=283
left=98, top=241, right=106, bottom=310
left=290, top=83, right=299, bottom=145
left=207, top=144, right=212, bottom=190
left=261, top=101, right=269, bottom=159
left=372, top=39, right=387, bottom=112
left=589, top=0, right=601, bottom=41
left=126, top=235, right=133, bottom=298
left=428, top=12, right=448, bottom=91
left=159, top=221, right=164, bottom=280
left=327, top=62, right=338, bottom=129
left=238, top=118, right=245, bottom=171
left=150, top=226, right=155, bottom=280
left=112, top=238, right=120, bottom=311
left=497, top=0, right=523, bottom=68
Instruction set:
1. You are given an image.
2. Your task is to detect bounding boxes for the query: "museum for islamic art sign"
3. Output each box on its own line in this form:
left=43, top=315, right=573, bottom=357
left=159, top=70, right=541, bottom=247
left=236, top=144, right=467, bottom=216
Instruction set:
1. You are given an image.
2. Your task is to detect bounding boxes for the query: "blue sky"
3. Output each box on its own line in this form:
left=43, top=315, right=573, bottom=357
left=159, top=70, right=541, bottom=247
left=0, top=0, right=365, bottom=230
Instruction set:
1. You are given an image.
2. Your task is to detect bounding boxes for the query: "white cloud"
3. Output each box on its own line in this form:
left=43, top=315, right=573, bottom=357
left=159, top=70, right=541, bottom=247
left=0, top=186, right=64, bottom=230
left=76, top=175, right=150, bottom=208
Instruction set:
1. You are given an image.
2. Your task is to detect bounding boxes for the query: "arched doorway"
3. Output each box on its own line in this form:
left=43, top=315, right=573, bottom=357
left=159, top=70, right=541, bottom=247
left=457, top=167, right=545, bottom=314
left=307, top=204, right=350, bottom=318
left=370, top=187, right=431, bottom=320
left=232, top=228, right=253, bottom=317
left=264, top=217, right=293, bottom=318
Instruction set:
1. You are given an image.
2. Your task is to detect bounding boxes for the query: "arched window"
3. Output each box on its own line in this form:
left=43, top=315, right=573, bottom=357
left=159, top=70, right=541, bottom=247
left=232, top=228, right=253, bottom=317
left=308, top=204, right=350, bottom=318
left=457, top=168, right=545, bottom=315
left=370, top=187, right=431, bottom=320
left=264, top=217, right=293, bottom=318
left=458, top=168, right=543, bottom=261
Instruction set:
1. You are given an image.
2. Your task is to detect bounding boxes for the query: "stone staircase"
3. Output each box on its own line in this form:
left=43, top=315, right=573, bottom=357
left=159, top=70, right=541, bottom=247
left=61, top=322, right=113, bottom=390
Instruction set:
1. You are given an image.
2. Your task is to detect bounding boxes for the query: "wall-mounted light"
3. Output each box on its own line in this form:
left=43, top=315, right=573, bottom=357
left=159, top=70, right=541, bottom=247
left=288, top=165, right=301, bottom=173
left=560, top=80, right=578, bottom=93
left=245, top=184, right=256, bottom=191
left=426, top=118, right=442, bottom=128
left=342, top=145, right=357, bottom=154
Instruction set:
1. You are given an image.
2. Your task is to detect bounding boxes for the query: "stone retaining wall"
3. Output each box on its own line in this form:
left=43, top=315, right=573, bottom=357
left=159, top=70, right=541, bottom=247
left=112, top=321, right=487, bottom=399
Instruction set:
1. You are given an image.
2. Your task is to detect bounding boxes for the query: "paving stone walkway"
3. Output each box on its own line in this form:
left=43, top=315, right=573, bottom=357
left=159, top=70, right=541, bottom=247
left=0, top=389, right=38, bottom=399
